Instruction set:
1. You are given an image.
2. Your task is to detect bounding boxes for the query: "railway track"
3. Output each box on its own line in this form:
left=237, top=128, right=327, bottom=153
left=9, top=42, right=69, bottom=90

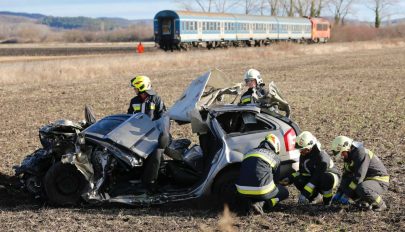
left=0, top=42, right=157, bottom=56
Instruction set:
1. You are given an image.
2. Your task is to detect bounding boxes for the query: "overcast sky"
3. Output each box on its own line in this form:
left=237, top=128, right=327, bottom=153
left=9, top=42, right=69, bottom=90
left=0, top=0, right=404, bottom=21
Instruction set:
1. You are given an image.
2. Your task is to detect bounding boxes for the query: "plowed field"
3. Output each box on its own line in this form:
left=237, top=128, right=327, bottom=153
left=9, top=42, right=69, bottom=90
left=0, top=41, right=404, bottom=231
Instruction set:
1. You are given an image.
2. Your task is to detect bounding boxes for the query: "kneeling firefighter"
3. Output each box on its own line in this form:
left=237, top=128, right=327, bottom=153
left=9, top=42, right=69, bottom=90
left=331, top=136, right=389, bottom=211
left=236, top=134, right=289, bottom=215
left=282, top=131, right=340, bottom=205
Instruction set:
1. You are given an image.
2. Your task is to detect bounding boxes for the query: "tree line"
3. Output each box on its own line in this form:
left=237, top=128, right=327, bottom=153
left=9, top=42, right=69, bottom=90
left=174, top=0, right=402, bottom=28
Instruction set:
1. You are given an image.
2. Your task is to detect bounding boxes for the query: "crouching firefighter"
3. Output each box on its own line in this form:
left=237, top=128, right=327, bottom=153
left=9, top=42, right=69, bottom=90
left=128, top=75, right=167, bottom=193
left=236, top=134, right=289, bottom=215
left=282, top=131, right=340, bottom=205
left=331, top=136, right=389, bottom=211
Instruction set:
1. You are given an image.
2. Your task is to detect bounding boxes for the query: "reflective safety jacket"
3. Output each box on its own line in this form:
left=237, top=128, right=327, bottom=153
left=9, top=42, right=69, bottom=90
left=239, top=86, right=267, bottom=105
left=293, top=145, right=339, bottom=181
left=236, top=148, right=280, bottom=196
left=339, top=142, right=389, bottom=196
left=127, top=90, right=166, bottom=120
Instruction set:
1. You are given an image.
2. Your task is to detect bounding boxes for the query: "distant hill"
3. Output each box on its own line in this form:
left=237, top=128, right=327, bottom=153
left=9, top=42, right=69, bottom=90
left=0, top=11, right=46, bottom=20
left=40, top=16, right=153, bottom=30
left=0, top=11, right=152, bottom=31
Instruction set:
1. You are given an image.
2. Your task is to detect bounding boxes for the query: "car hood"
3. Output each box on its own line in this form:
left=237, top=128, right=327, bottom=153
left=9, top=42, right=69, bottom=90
left=168, top=69, right=243, bottom=125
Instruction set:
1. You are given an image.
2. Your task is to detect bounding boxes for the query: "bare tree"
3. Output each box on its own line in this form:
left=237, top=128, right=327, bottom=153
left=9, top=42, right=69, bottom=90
left=279, top=0, right=295, bottom=16
left=259, top=0, right=267, bottom=15
left=328, top=0, right=356, bottom=25
left=367, top=0, right=399, bottom=28
left=238, top=0, right=261, bottom=14
left=174, top=0, right=214, bottom=12
left=295, top=0, right=312, bottom=16
left=267, top=0, right=280, bottom=15
left=214, top=0, right=240, bottom=12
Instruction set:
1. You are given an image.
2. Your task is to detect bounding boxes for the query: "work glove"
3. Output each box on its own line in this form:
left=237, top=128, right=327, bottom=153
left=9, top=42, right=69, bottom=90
left=298, top=193, right=310, bottom=204
left=339, top=194, right=350, bottom=205
left=332, top=192, right=342, bottom=204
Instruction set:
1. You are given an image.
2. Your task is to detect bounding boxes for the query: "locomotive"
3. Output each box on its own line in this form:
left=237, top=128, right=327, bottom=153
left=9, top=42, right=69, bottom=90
left=154, top=10, right=330, bottom=51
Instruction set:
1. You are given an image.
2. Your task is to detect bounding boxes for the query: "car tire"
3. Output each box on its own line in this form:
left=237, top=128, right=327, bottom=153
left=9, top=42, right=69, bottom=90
left=44, top=162, right=88, bottom=206
left=213, top=168, right=245, bottom=211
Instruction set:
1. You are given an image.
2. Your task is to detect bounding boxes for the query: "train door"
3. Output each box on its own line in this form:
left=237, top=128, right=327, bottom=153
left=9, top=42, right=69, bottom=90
left=159, top=18, right=175, bottom=50
left=220, top=21, right=224, bottom=40
left=161, top=18, right=173, bottom=36
left=197, top=21, right=202, bottom=40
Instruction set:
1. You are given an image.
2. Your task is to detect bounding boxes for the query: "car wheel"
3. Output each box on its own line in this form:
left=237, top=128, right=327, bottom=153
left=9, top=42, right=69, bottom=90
left=213, top=168, right=245, bottom=211
left=44, top=162, right=88, bottom=206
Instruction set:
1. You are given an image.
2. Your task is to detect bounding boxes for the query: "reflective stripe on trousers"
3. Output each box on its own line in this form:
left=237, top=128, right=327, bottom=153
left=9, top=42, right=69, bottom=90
left=366, top=175, right=389, bottom=183
left=236, top=180, right=276, bottom=195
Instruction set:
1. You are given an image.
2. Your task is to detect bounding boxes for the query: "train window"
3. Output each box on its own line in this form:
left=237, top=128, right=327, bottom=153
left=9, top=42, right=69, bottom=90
left=281, top=25, right=286, bottom=32
left=317, top=24, right=328, bottom=31
left=162, top=19, right=171, bottom=35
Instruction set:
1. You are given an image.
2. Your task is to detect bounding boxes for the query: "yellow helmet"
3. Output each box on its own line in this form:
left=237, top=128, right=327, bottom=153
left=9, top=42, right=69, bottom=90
left=295, top=131, right=318, bottom=150
left=331, top=136, right=353, bottom=156
left=131, top=75, right=152, bottom=92
left=264, top=133, right=280, bottom=154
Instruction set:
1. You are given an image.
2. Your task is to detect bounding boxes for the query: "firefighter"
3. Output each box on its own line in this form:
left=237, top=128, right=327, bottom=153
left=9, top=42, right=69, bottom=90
left=128, top=75, right=167, bottom=193
left=128, top=75, right=166, bottom=119
left=331, top=136, right=389, bottom=211
left=236, top=134, right=289, bottom=215
left=282, top=131, right=339, bottom=205
left=239, top=68, right=267, bottom=105
left=240, top=69, right=290, bottom=117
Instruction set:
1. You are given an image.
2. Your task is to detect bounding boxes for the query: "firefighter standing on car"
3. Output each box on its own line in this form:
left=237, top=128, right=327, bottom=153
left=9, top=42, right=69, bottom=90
left=282, top=131, right=340, bottom=205
left=240, top=69, right=291, bottom=117
left=331, top=136, right=389, bottom=211
left=240, top=69, right=267, bottom=105
left=236, top=134, right=289, bottom=215
left=128, top=75, right=167, bottom=192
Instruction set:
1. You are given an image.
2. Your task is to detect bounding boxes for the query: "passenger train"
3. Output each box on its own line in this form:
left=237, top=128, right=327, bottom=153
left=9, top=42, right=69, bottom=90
left=154, top=10, right=331, bottom=50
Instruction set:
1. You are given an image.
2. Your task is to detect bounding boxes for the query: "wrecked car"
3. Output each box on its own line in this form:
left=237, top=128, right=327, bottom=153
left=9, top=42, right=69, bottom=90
left=14, top=70, right=301, bottom=207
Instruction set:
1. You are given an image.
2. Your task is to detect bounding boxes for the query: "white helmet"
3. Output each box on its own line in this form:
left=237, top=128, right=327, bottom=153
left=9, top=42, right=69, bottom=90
left=331, top=136, right=353, bottom=156
left=244, top=69, right=263, bottom=85
left=264, top=134, right=281, bottom=154
left=295, top=131, right=319, bottom=150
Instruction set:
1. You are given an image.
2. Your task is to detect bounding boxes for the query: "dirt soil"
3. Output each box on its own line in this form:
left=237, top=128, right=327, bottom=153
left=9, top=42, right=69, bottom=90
left=0, top=44, right=404, bottom=231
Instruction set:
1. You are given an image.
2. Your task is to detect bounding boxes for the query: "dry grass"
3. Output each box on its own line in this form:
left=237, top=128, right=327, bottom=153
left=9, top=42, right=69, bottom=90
left=0, top=21, right=152, bottom=43
left=331, top=24, right=405, bottom=42
left=1, top=40, right=404, bottom=85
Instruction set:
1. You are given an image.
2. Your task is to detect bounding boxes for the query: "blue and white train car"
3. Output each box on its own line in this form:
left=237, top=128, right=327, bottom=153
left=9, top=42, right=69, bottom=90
left=154, top=10, right=313, bottom=50
left=277, top=17, right=312, bottom=40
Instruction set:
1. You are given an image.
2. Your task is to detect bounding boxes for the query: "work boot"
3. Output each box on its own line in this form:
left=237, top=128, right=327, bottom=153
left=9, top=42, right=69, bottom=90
left=250, top=201, right=265, bottom=215
left=323, top=197, right=332, bottom=206
left=355, top=201, right=372, bottom=210
left=373, top=200, right=387, bottom=212
left=310, top=194, right=323, bottom=205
